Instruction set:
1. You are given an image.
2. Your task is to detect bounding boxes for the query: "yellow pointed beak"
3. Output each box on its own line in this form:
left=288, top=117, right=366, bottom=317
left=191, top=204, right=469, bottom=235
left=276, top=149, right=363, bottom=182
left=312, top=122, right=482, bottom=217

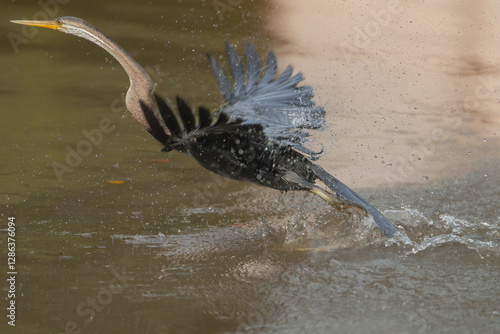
left=10, top=19, right=62, bottom=30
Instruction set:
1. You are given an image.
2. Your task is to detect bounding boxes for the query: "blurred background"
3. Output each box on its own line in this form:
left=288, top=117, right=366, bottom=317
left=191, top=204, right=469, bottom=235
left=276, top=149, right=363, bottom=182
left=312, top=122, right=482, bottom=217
left=0, top=0, right=499, bottom=333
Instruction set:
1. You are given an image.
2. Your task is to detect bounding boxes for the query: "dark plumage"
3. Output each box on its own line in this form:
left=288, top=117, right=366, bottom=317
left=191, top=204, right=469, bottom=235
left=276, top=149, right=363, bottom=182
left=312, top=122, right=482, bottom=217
left=143, top=42, right=398, bottom=237
left=11, top=17, right=398, bottom=237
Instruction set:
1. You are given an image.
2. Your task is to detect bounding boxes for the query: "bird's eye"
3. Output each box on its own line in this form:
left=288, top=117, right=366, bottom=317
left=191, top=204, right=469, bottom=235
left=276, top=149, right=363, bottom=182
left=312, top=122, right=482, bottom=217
left=55, top=19, right=62, bottom=25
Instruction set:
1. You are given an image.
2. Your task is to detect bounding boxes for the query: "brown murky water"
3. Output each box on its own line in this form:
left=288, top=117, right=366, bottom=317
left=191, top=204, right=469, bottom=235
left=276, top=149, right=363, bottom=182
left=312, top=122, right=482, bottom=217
left=1, top=0, right=499, bottom=333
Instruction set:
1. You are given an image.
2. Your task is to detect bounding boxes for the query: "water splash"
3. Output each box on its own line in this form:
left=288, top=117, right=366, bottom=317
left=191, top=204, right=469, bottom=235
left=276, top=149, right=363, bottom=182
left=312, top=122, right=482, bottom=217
left=384, top=208, right=500, bottom=258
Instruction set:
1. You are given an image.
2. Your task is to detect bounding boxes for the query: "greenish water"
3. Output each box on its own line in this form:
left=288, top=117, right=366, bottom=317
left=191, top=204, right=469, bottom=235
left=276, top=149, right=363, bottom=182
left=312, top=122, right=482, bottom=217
left=1, top=1, right=499, bottom=334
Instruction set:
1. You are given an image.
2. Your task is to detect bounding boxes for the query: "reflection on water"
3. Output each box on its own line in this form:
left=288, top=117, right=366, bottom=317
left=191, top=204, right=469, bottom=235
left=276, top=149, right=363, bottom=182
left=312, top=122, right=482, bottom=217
left=1, top=0, right=499, bottom=333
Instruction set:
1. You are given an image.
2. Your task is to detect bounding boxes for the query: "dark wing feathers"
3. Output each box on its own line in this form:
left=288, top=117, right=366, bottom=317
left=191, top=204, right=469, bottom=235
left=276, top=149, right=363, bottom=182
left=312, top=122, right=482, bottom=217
left=153, top=94, right=235, bottom=151
left=214, top=110, right=230, bottom=127
left=154, top=94, right=182, bottom=138
left=198, top=106, right=213, bottom=129
left=207, top=41, right=325, bottom=156
left=151, top=42, right=324, bottom=157
left=141, top=100, right=171, bottom=145
left=176, top=96, right=196, bottom=133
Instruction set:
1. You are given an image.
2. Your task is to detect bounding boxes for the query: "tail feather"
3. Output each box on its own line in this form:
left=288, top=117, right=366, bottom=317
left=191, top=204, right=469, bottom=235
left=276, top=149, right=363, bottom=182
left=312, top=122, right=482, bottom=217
left=310, top=164, right=398, bottom=237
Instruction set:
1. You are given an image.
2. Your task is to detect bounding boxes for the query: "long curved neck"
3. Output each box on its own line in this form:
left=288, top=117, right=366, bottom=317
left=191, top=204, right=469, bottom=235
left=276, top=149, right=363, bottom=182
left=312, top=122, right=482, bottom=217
left=66, top=20, right=155, bottom=129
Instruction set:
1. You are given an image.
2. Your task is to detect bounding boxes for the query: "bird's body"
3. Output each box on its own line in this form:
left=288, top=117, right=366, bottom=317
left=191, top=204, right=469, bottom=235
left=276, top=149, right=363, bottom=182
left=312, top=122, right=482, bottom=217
left=142, top=42, right=324, bottom=194
left=11, top=17, right=398, bottom=237
left=149, top=94, right=316, bottom=192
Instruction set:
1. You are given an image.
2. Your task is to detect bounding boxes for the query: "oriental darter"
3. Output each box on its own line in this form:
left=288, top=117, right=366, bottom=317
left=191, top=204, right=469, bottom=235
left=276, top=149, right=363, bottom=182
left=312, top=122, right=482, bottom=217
left=11, top=17, right=398, bottom=237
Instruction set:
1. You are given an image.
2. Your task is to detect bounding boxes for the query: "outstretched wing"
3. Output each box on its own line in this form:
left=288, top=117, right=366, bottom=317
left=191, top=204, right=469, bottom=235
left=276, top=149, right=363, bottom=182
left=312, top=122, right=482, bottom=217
left=207, top=42, right=326, bottom=158
left=141, top=94, right=240, bottom=152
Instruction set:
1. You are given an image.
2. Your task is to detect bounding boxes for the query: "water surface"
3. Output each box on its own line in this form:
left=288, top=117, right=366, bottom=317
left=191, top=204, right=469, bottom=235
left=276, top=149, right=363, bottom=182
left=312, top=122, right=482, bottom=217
left=1, top=1, right=499, bottom=333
